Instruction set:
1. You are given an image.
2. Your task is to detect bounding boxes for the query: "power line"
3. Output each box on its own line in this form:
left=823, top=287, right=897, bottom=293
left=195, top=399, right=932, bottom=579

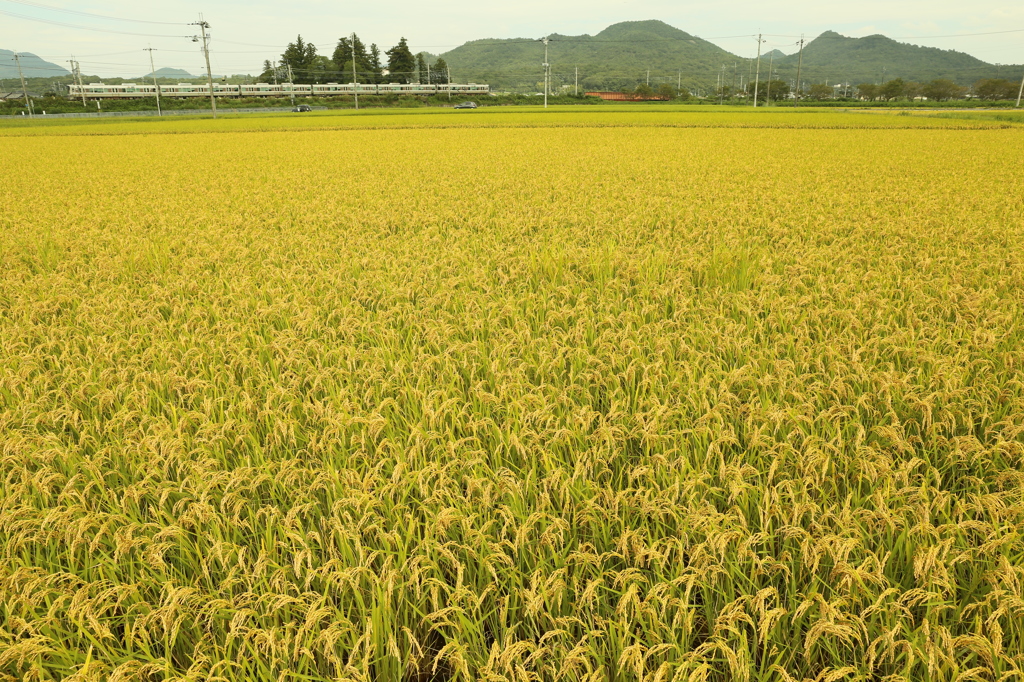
left=409, top=34, right=760, bottom=49
left=36, top=49, right=142, bottom=58
left=216, top=38, right=294, bottom=48
left=0, top=0, right=184, bottom=25
left=0, top=8, right=191, bottom=37
left=763, top=28, right=1024, bottom=40
left=36, top=49, right=273, bottom=57
left=195, top=32, right=770, bottom=53
left=15, top=57, right=1018, bottom=80
left=9, top=20, right=1023, bottom=86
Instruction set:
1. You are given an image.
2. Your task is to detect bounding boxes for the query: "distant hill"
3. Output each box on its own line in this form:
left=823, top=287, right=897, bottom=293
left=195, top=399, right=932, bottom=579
left=6, top=22, right=1022, bottom=94
left=440, top=20, right=739, bottom=93
left=0, top=50, right=68, bottom=79
left=770, top=31, right=1014, bottom=86
left=436, top=21, right=1022, bottom=92
left=139, top=67, right=196, bottom=79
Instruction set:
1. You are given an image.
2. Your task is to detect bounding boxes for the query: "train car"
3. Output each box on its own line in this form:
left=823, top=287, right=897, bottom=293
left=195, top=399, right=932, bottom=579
left=159, top=83, right=242, bottom=97
left=68, top=82, right=490, bottom=99
left=77, top=83, right=163, bottom=98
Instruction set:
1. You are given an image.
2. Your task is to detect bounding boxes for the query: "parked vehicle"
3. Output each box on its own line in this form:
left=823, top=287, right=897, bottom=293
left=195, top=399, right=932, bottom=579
left=454, top=101, right=478, bottom=109
left=292, top=105, right=313, bottom=112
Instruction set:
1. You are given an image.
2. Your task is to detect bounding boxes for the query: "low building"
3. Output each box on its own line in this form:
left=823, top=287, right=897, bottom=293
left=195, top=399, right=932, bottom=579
left=585, top=91, right=667, bottom=101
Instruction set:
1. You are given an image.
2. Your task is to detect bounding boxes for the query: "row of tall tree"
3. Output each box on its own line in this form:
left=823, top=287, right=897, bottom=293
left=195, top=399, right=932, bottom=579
left=841, top=78, right=1015, bottom=101
left=415, top=55, right=450, bottom=85
left=969, top=78, right=1021, bottom=101
left=854, top=78, right=959, bottom=102
left=627, top=83, right=691, bottom=100
left=258, top=35, right=451, bottom=85
left=810, top=78, right=1020, bottom=102
left=708, top=77, right=1018, bottom=102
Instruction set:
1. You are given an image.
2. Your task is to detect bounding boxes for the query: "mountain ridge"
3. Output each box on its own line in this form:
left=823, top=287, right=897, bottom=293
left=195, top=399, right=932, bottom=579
left=138, top=67, right=197, bottom=80
left=436, top=20, right=1022, bottom=92
left=0, top=49, right=68, bottom=81
left=771, top=30, right=999, bottom=86
left=439, top=20, right=739, bottom=93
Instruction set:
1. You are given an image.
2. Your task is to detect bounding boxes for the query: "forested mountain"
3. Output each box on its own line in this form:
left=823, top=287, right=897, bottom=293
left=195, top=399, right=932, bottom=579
left=769, top=31, right=1014, bottom=88
left=435, top=21, right=1021, bottom=92
left=438, top=20, right=738, bottom=93
left=0, top=50, right=68, bottom=80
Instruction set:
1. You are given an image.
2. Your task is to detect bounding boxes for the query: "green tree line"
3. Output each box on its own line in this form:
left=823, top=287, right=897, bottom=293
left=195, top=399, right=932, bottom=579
left=708, top=77, right=1020, bottom=103
left=257, top=35, right=452, bottom=85
left=852, top=77, right=1018, bottom=102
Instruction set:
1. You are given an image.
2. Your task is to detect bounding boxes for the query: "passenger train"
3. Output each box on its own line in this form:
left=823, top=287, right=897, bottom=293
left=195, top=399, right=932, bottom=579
left=68, top=82, right=490, bottom=99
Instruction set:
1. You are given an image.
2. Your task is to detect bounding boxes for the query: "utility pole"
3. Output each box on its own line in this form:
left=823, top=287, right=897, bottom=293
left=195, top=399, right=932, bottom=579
left=794, top=36, right=804, bottom=107
left=752, top=34, right=765, bottom=108
left=540, top=36, right=549, bottom=109
left=447, top=64, right=452, bottom=101
left=75, top=59, right=85, bottom=106
left=272, top=60, right=279, bottom=85
left=13, top=53, right=32, bottom=118
left=144, top=46, right=162, bottom=116
left=68, top=57, right=86, bottom=106
left=351, top=33, right=358, bottom=110
left=646, top=69, right=650, bottom=86
left=287, top=64, right=296, bottom=106
left=1016, top=70, right=1024, bottom=107
left=191, top=16, right=216, bottom=118
left=575, top=65, right=578, bottom=97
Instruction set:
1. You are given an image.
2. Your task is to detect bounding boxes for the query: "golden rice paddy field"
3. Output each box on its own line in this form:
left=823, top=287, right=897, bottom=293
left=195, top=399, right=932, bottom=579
left=1, top=107, right=1024, bottom=681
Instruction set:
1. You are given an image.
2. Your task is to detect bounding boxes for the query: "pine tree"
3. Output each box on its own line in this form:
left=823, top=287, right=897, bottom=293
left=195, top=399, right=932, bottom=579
left=332, top=36, right=353, bottom=74
left=333, top=35, right=381, bottom=84
left=258, top=60, right=277, bottom=83
left=431, top=58, right=449, bottom=84
left=386, top=38, right=416, bottom=84
left=369, top=44, right=383, bottom=84
left=281, top=36, right=319, bottom=84
left=416, top=54, right=428, bottom=84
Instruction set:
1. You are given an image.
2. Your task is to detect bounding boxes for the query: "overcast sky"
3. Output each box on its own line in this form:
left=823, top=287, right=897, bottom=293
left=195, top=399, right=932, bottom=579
left=2, top=0, right=1022, bottom=78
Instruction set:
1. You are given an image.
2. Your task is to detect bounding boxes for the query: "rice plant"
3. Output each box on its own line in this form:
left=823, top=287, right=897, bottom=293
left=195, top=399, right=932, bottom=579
left=1, top=109, right=1023, bottom=681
